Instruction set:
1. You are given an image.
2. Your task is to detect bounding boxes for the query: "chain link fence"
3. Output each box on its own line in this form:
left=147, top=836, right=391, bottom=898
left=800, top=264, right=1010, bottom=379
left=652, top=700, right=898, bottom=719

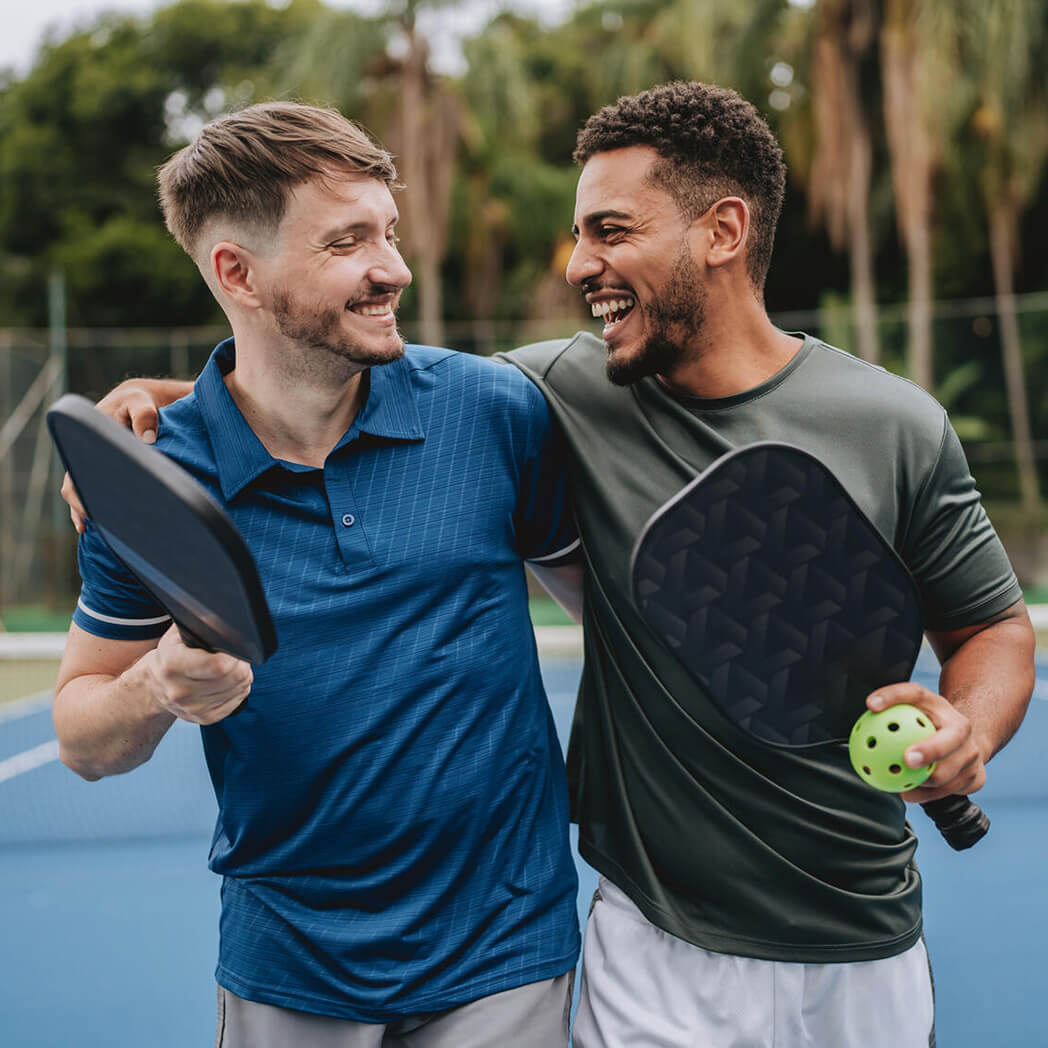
left=1, top=297, right=1045, bottom=626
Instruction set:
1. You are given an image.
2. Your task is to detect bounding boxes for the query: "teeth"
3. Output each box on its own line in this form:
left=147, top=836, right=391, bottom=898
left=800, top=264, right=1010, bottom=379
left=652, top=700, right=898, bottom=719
left=355, top=304, right=392, bottom=316
left=591, top=297, right=635, bottom=321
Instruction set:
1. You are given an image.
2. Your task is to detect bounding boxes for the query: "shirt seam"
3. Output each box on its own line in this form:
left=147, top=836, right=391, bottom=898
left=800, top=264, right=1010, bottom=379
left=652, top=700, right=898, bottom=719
left=214, top=949, right=579, bottom=1022
left=578, top=840, right=923, bottom=961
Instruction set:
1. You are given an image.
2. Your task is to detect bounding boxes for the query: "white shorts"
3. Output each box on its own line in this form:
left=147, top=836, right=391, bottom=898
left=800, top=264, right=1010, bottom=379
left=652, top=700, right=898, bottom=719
left=572, top=877, right=934, bottom=1048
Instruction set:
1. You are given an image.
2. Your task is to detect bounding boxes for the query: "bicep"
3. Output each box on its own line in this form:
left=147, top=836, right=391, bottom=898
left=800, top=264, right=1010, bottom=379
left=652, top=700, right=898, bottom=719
left=925, top=599, right=1034, bottom=665
left=54, top=623, right=160, bottom=698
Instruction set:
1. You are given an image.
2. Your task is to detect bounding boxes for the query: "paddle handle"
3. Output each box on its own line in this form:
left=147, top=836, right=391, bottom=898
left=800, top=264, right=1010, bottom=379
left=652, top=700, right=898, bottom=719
left=177, top=624, right=248, bottom=716
left=920, top=795, right=989, bottom=851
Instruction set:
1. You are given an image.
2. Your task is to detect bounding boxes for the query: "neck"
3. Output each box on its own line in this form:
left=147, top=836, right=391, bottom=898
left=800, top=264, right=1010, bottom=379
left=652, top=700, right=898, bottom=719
left=224, top=332, right=369, bottom=467
left=658, top=293, right=802, bottom=399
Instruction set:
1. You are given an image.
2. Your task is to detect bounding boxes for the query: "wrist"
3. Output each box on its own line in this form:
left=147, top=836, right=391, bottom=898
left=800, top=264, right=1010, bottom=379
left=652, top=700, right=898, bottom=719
left=124, top=647, right=177, bottom=722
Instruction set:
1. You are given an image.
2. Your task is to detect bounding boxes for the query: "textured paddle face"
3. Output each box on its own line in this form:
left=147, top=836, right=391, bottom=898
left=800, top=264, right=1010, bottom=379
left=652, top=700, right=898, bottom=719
left=47, top=394, right=277, bottom=665
left=631, top=443, right=924, bottom=746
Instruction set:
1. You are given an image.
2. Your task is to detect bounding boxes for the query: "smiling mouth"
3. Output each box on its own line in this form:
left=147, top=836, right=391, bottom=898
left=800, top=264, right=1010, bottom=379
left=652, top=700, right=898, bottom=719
left=591, top=295, right=636, bottom=335
left=347, top=296, right=398, bottom=321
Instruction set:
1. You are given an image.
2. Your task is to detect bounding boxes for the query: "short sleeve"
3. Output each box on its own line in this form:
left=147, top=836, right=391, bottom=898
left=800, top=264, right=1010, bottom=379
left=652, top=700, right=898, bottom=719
left=902, top=420, right=1022, bottom=630
left=72, top=521, right=172, bottom=641
left=513, top=381, right=580, bottom=565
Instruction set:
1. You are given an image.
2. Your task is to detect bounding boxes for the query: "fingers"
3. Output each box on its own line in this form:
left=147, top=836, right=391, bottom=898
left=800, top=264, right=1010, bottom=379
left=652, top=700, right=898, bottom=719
left=62, top=384, right=160, bottom=534
left=866, top=682, right=986, bottom=800
left=96, top=383, right=159, bottom=444
left=61, top=471, right=87, bottom=533
left=146, top=625, right=253, bottom=724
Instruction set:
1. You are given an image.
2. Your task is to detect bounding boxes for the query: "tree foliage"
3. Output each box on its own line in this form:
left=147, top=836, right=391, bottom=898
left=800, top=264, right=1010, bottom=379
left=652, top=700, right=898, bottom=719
left=0, top=0, right=1045, bottom=500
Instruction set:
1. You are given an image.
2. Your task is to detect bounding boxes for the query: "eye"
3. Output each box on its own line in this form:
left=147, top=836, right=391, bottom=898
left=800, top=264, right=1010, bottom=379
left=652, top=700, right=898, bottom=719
left=330, top=238, right=357, bottom=251
left=598, top=225, right=627, bottom=240
left=387, top=232, right=401, bottom=246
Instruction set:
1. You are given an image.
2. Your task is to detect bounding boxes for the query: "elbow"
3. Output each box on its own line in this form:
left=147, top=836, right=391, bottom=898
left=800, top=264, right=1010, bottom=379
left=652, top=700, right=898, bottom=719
left=57, top=743, right=106, bottom=782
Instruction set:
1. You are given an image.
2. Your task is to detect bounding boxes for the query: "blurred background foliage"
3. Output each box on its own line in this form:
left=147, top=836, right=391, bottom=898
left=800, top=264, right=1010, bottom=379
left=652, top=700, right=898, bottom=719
left=0, top=0, right=1045, bottom=516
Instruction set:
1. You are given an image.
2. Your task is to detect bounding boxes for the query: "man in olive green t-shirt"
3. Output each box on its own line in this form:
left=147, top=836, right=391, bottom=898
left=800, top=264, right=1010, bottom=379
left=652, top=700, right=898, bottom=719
left=507, top=82, right=1034, bottom=1048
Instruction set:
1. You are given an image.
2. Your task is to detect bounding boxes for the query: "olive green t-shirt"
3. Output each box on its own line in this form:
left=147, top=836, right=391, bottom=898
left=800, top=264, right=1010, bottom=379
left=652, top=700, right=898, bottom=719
left=506, top=332, right=1021, bottom=963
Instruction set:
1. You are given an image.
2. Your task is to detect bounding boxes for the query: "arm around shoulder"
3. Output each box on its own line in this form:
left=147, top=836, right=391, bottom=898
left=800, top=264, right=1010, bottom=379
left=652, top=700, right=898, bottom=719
left=97, top=377, right=194, bottom=442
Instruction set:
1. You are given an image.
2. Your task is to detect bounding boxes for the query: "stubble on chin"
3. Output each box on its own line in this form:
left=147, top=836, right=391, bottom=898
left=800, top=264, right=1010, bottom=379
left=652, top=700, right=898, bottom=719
left=273, top=289, right=406, bottom=374
left=605, top=338, right=682, bottom=386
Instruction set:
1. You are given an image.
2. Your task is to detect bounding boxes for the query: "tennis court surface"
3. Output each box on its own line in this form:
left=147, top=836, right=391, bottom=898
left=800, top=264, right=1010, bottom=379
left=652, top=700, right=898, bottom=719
left=2, top=638, right=1046, bottom=1046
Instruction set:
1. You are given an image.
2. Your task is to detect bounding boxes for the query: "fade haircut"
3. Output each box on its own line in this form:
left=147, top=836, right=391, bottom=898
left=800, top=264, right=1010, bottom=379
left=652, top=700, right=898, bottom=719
left=158, top=101, right=399, bottom=260
left=574, top=81, right=786, bottom=291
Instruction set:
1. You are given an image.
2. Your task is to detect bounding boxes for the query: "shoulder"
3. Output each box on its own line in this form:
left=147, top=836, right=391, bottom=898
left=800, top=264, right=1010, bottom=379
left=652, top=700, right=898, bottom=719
left=154, top=391, right=219, bottom=480
left=406, top=343, right=549, bottom=418
left=798, top=338, right=948, bottom=448
left=503, top=332, right=604, bottom=386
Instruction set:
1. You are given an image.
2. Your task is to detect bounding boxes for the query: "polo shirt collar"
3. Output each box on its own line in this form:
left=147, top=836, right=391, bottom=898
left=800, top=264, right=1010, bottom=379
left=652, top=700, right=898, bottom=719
left=195, top=338, right=425, bottom=501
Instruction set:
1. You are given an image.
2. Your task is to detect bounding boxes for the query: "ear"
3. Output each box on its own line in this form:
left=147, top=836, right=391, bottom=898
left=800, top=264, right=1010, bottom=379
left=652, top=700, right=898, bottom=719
left=210, top=241, right=264, bottom=308
left=698, top=197, right=749, bottom=272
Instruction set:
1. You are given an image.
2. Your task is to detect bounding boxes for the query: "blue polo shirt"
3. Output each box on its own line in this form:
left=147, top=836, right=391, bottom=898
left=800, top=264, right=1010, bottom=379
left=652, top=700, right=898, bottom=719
left=73, top=339, right=581, bottom=1021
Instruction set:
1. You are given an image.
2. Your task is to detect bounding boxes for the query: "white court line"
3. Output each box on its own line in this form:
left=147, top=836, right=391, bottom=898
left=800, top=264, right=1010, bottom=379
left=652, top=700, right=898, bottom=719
left=0, top=690, right=54, bottom=722
left=0, top=739, right=60, bottom=784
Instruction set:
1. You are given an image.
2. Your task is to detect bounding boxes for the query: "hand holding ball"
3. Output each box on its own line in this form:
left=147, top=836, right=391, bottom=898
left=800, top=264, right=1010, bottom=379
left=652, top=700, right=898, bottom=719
left=848, top=704, right=936, bottom=792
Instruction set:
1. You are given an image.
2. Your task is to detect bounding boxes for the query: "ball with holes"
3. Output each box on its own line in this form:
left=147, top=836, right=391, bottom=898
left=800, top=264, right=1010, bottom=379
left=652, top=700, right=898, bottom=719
left=848, top=704, right=937, bottom=792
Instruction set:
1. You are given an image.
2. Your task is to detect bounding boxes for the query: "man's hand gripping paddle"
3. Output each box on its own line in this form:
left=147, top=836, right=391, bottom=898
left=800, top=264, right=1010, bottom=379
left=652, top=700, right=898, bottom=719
left=631, top=442, right=988, bottom=851
left=48, top=394, right=277, bottom=710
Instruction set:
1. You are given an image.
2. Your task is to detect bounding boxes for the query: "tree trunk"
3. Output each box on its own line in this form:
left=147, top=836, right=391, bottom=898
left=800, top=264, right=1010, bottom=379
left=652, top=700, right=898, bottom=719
left=398, top=24, right=444, bottom=347
left=882, top=1, right=936, bottom=392
left=988, top=199, right=1041, bottom=510
left=848, top=107, right=880, bottom=363
left=906, top=214, right=934, bottom=393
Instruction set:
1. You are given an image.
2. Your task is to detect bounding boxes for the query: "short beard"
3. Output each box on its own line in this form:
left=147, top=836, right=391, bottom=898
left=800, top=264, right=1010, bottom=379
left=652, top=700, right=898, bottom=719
left=605, top=249, right=706, bottom=387
left=272, top=287, right=405, bottom=378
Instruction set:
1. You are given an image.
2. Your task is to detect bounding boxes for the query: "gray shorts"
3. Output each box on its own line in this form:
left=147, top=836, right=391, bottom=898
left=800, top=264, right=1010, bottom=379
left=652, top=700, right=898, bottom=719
left=215, top=972, right=573, bottom=1048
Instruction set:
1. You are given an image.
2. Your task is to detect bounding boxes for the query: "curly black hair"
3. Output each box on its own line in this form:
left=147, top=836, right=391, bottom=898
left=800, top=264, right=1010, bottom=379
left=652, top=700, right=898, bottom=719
left=574, top=81, right=786, bottom=290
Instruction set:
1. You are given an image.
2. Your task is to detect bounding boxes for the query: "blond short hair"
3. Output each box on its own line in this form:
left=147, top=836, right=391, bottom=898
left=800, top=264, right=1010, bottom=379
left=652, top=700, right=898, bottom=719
left=158, top=101, right=398, bottom=258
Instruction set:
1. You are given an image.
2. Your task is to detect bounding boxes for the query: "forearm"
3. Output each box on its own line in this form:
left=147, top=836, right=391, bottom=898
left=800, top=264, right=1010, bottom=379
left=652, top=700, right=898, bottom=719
left=936, top=612, right=1036, bottom=761
left=109, top=377, right=193, bottom=408
left=53, top=652, right=174, bottom=781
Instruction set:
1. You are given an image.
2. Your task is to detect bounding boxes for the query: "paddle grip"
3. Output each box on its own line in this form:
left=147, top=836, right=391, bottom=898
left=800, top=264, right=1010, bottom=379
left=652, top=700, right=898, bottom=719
left=176, top=624, right=248, bottom=717
left=920, top=795, right=989, bottom=851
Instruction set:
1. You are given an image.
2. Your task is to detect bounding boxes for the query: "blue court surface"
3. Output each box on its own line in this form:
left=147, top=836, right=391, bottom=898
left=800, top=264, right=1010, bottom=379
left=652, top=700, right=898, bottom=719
left=1, top=647, right=1046, bottom=1047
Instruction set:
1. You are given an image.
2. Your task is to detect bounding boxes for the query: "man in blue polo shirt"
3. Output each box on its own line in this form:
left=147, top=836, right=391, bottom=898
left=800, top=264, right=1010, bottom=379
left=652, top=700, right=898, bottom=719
left=52, top=102, right=581, bottom=1047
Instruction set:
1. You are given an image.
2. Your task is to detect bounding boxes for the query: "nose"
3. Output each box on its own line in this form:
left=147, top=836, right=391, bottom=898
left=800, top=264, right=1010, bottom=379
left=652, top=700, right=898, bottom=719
left=565, top=238, right=601, bottom=288
left=371, top=239, right=413, bottom=289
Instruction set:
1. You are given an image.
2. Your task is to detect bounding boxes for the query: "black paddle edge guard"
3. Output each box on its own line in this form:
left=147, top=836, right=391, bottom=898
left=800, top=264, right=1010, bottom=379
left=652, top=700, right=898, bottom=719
left=629, top=441, right=987, bottom=851
left=47, top=393, right=277, bottom=668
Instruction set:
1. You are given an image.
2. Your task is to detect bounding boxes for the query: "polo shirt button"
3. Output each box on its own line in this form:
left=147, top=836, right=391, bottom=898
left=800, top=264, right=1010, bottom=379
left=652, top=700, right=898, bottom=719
left=341, top=513, right=355, bottom=527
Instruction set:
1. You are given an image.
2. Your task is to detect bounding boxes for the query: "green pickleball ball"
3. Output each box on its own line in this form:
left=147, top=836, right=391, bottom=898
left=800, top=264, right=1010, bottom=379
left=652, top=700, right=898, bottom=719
left=848, top=704, right=937, bottom=792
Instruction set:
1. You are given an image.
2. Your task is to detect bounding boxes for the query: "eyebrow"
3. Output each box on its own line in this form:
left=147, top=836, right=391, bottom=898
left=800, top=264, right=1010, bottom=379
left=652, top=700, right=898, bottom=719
left=571, top=209, right=633, bottom=237
left=321, top=214, right=399, bottom=244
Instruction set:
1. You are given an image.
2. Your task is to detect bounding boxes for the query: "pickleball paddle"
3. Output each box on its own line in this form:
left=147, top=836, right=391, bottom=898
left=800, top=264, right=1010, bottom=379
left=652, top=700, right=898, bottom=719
left=47, top=394, right=277, bottom=688
left=630, top=441, right=988, bottom=851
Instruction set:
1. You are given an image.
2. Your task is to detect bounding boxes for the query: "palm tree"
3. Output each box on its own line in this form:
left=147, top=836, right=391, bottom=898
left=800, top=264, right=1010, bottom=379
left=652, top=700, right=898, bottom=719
left=879, top=0, right=967, bottom=392
left=806, top=0, right=881, bottom=362
left=381, top=1, right=462, bottom=348
left=264, top=1, right=462, bottom=348
left=965, top=0, right=1044, bottom=509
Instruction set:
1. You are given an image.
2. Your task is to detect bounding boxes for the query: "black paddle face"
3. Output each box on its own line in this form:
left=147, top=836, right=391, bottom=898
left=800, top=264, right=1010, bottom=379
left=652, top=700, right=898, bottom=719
left=632, top=442, right=923, bottom=747
left=47, top=394, right=277, bottom=665
left=631, top=442, right=988, bottom=850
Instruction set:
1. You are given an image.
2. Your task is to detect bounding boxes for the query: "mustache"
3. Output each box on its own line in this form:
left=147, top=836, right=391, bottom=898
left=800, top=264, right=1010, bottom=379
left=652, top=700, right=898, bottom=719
left=582, top=280, right=635, bottom=297
left=351, top=284, right=401, bottom=302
